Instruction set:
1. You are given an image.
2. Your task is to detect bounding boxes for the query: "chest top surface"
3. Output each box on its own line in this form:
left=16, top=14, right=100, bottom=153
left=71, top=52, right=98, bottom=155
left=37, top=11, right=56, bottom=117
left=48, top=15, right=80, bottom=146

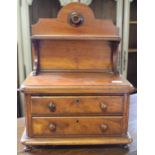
left=22, top=72, right=134, bottom=94
left=31, top=2, right=120, bottom=75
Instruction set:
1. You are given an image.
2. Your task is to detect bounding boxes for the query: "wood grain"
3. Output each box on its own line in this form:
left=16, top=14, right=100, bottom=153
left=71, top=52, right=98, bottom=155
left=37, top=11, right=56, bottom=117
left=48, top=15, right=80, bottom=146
left=24, top=95, right=32, bottom=137
left=21, top=130, right=132, bottom=145
left=31, top=2, right=120, bottom=74
left=20, top=3, right=135, bottom=149
left=38, top=40, right=112, bottom=71
left=31, top=3, right=118, bottom=37
left=32, top=116, right=123, bottom=137
left=21, top=72, right=135, bottom=94
left=17, top=94, right=137, bottom=155
left=31, top=96, right=124, bottom=116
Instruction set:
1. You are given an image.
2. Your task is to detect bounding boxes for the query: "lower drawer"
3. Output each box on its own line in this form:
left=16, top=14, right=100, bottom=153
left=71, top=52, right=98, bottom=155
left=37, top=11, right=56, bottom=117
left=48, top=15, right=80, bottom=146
left=32, top=116, right=123, bottom=137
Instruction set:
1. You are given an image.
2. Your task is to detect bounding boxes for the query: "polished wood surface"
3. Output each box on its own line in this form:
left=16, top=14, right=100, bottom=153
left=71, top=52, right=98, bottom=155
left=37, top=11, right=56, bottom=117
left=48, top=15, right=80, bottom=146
left=31, top=2, right=120, bottom=75
left=31, top=3, right=118, bottom=38
left=31, top=96, right=124, bottom=116
left=39, top=40, right=112, bottom=71
left=22, top=93, right=131, bottom=139
left=32, top=116, right=123, bottom=137
left=21, top=3, right=135, bottom=149
left=21, top=72, right=134, bottom=94
left=17, top=94, right=137, bottom=155
left=21, top=130, right=132, bottom=146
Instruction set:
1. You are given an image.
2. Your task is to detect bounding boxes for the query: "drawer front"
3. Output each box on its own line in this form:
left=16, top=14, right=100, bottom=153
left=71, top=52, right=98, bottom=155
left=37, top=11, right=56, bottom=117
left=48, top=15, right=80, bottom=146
left=31, top=96, right=123, bottom=115
left=32, top=117, right=123, bottom=137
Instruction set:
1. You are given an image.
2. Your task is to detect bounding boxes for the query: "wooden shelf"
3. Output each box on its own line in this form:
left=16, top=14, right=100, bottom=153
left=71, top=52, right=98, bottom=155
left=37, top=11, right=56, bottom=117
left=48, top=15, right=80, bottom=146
left=31, top=35, right=120, bottom=41
left=127, top=0, right=137, bottom=88
left=128, top=48, right=137, bottom=53
left=129, top=21, right=137, bottom=24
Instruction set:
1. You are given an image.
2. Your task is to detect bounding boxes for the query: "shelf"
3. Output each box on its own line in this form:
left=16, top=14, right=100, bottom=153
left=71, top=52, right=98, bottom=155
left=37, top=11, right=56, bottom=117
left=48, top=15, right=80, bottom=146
left=129, top=24, right=137, bottom=48
left=31, top=35, right=120, bottom=41
left=129, top=21, right=137, bottom=24
left=128, top=48, right=137, bottom=53
left=128, top=0, right=137, bottom=88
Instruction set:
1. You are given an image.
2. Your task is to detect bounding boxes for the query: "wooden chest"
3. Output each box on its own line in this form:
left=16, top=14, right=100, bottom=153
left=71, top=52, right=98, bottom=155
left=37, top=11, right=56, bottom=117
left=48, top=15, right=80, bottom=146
left=20, top=3, right=135, bottom=150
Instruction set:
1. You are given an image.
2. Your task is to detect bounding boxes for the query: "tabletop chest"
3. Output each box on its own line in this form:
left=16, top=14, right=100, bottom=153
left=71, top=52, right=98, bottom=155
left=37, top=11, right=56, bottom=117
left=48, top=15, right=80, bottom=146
left=20, top=2, right=134, bottom=151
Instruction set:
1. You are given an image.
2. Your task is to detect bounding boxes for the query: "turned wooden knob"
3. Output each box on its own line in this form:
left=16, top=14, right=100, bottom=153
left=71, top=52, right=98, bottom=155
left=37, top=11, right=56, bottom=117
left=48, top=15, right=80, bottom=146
left=48, top=102, right=56, bottom=112
left=100, top=124, right=108, bottom=131
left=49, top=123, right=56, bottom=132
left=100, top=102, right=107, bottom=110
left=69, top=11, right=84, bottom=27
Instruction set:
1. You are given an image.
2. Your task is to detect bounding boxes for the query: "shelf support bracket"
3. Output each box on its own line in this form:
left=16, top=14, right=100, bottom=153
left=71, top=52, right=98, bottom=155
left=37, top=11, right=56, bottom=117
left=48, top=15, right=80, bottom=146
left=110, top=41, right=120, bottom=74
left=32, top=40, right=40, bottom=76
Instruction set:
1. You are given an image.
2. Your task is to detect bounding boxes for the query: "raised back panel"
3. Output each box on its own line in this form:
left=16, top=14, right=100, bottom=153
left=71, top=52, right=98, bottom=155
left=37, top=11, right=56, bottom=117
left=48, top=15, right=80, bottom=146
left=31, top=3, right=120, bottom=74
left=39, top=40, right=111, bottom=71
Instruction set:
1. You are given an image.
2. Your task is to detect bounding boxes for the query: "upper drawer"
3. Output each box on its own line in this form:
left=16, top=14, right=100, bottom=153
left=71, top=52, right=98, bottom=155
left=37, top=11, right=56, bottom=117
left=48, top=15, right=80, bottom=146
left=31, top=96, right=124, bottom=116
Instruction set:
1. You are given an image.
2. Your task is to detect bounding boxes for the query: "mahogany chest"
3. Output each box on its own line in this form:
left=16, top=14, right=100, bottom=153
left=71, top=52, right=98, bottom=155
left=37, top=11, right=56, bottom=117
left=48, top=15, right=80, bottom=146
left=20, top=3, right=134, bottom=151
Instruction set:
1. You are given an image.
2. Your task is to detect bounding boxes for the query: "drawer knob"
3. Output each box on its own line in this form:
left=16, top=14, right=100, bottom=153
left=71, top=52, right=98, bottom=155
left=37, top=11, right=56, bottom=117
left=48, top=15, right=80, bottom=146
left=100, top=102, right=107, bottom=110
left=48, top=102, right=56, bottom=112
left=100, top=124, right=108, bottom=131
left=69, top=11, right=84, bottom=27
left=49, top=123, right=56, bottom=132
